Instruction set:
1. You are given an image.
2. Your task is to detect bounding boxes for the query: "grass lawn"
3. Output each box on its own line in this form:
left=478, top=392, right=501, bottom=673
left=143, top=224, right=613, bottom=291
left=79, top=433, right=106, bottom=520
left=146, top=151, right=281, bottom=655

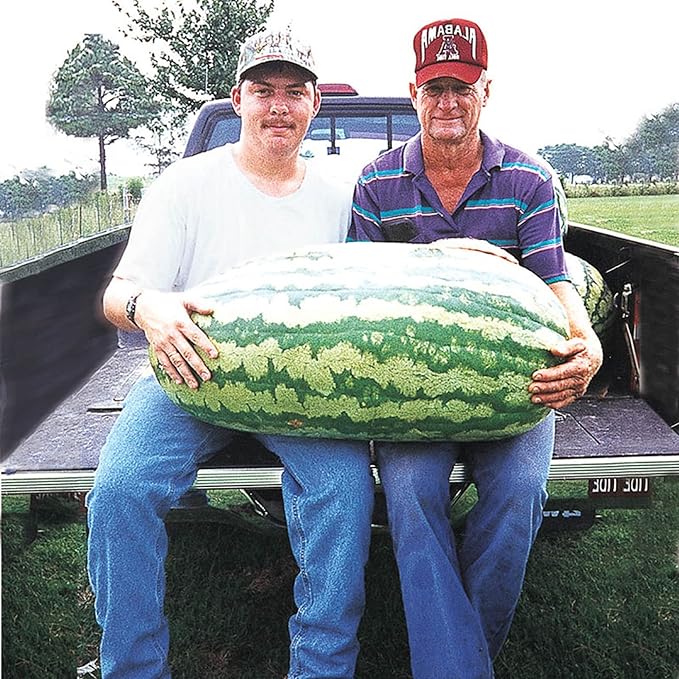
left=567, top=194, right=679, bottom=247
left=2, top=192, right=678, bottom=677
left=2, top=481, right=678, bottom=678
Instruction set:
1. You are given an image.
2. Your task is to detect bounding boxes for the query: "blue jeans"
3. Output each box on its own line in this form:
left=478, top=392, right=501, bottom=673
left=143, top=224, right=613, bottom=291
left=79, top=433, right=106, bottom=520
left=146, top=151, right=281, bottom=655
left=86, top=375, right=374, bottom=678
left=377, top=413, right=554, bottom=679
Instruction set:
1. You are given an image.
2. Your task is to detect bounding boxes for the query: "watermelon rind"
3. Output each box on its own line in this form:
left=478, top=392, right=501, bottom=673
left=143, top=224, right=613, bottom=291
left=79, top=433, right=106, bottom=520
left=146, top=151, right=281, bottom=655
left=151, top=242, right=570, bottom=442
left=565, top=252, right=616, bottom=337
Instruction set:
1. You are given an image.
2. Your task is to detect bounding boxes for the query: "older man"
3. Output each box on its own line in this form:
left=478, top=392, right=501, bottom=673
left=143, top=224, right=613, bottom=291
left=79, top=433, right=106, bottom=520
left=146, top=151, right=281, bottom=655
left=350, top=17, right=602, bottom=679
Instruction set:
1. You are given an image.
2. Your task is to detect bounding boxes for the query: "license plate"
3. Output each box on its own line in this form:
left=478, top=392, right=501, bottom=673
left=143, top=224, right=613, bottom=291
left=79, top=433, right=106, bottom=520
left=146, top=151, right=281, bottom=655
left=588, top=477, right=652, bottom=498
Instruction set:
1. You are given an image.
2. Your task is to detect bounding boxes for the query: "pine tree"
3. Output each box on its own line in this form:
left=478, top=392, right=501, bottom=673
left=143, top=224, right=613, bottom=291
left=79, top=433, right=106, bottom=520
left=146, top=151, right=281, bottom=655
left=46, top=33, right=158, bottom=190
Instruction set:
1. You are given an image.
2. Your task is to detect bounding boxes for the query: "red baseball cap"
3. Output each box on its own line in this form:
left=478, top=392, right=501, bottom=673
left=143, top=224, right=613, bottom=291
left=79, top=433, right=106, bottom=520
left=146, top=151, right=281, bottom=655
left=413, top=18, right=488, bottom=87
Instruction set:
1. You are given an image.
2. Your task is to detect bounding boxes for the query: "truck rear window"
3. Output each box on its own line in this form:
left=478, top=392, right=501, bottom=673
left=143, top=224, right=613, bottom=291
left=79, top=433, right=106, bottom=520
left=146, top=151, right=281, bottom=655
left=203, top=109, right=421, bottom=186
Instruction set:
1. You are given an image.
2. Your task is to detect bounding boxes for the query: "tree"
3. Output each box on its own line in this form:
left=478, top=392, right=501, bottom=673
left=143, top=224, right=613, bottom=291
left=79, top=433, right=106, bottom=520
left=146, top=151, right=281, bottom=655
left=537, top=143, right=600, bottom=182
left=625, top=103, right=679, bottom=181
left=133, top=110, right=184, bottom=176
left=113, top=0, right=273, bottom=119
left=537, top=102, right=678, bottom=183
left=46, top=33, right=158, bottom=190
left=0, top=170, right=97, bottom=220
left=592, top=138, right=627, bottom=183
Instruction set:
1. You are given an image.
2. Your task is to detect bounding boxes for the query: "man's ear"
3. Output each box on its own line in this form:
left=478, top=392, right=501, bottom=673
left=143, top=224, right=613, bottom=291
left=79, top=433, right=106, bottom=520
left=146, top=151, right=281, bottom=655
left=312, top=85, right=322, bottom=117
left=409, top=82, right=418, bottom=107
left=482, top=78, right=492, bottom=107
left=231, top=84, right=242, bottom=116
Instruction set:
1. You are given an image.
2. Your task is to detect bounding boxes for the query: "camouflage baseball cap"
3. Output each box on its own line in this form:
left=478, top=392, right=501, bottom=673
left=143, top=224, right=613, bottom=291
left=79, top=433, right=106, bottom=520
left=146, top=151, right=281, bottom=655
left=236, top=26, right=317, bottom=82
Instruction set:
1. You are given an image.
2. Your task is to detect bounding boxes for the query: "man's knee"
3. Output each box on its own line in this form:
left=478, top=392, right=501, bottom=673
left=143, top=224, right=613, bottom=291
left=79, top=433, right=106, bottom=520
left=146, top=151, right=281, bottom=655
left=379, top=450, right=453, bottom=506
left=89, top=456, right=173, bottom=516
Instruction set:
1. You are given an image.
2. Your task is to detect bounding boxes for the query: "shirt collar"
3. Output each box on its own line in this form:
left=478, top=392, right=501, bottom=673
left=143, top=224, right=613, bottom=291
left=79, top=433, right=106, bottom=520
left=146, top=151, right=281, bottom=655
left=402, top=130, right=505, bottom=177
left=479, top=131, right=504, bottom=174
left=403, top=133, right=425, bottom=176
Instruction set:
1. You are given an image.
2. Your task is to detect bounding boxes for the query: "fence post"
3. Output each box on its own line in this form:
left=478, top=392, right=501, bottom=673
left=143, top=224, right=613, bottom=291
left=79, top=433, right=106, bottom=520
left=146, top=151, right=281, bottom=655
left=123, top=187, right=132, bottom=224
left=11, top=223, right=19, bottom=263
left=30, top=220, right=37, bottom=255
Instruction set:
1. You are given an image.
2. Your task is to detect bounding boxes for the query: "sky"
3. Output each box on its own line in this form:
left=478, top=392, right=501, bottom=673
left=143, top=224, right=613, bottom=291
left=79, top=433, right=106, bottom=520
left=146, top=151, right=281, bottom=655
left=1, top=0, right=677, bottom=181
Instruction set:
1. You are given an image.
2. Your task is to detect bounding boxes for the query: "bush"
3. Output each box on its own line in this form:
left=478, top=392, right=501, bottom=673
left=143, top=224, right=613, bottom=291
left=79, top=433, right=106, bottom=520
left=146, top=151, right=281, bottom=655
left=563, top=182, right=678, bottom=198
left=125, top=177, right=144, bottom=202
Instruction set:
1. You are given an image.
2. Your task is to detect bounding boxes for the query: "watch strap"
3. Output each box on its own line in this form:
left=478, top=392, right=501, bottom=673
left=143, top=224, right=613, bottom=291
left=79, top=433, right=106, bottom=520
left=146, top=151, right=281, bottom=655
left=125, top=292, right=142, bottom=328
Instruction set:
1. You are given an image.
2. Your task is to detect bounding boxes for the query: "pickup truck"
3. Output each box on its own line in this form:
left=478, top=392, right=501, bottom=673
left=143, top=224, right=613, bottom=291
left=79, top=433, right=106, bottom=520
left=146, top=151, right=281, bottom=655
left=2, top=86, right=678, bottom=528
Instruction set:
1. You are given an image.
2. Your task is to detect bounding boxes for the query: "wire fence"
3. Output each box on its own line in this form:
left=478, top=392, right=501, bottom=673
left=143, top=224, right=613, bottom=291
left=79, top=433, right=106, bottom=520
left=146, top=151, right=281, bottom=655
left=0, top=192, right=136, bottom=270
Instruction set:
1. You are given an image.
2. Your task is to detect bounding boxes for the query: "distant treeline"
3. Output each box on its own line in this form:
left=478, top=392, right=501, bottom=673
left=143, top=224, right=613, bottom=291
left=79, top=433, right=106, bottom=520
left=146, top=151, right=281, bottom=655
left=563, top=181, right=678, bottom=198
left=0, top=169, right=98, bottom=221
left=539, top=102, right=678, bottom=183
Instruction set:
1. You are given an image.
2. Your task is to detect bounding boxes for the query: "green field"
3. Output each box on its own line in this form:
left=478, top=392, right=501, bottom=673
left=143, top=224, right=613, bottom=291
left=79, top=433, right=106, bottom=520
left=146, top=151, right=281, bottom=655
left=2, top=483, right=678, bottom=678
left=567, top=194, right=679, bottom=247
left=0, top=194, right=132, bottom=270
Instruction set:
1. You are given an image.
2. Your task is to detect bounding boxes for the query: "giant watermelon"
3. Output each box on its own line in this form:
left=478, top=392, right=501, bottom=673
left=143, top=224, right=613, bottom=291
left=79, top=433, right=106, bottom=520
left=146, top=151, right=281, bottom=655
left=150, top=242, right=570, bottom=441
left=565, top=252, right=616, bottom=338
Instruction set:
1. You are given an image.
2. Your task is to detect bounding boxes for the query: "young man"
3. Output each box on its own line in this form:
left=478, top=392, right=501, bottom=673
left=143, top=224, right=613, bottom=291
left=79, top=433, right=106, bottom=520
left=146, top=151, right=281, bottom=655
left=87, top=27, right=374, bottom=679
left=350, top=17, right=602, bottom=679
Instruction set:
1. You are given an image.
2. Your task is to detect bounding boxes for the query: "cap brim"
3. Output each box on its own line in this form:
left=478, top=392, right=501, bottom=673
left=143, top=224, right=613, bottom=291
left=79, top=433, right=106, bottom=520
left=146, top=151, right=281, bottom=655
left=238, top=57, right=317, bottom=82
left=415, top=62, right=482, bottom=87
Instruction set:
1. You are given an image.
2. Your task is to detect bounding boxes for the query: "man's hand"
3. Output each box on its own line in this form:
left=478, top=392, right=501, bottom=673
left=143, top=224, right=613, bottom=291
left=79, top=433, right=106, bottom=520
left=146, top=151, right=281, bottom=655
left=530, top=280, right=604, bottom=410
left=529, top=335, right=603, bottom=410
left=135, top=290, right=218, bottom=389
left=433, top=237, right=519, bottom=265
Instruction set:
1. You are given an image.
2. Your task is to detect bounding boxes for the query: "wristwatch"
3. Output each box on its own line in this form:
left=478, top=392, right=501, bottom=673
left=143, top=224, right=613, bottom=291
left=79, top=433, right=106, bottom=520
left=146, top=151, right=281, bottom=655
left=125, top=292, right=143, bottom=328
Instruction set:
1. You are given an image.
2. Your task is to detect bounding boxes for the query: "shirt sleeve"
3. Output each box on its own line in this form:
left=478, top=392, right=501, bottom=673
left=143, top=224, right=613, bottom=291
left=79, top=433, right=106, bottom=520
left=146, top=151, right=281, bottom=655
left=517, top=175, right=569, bottom=285
left=348, top=170, right=386, bottom=242
left=113, top=163, right=187, bottom=291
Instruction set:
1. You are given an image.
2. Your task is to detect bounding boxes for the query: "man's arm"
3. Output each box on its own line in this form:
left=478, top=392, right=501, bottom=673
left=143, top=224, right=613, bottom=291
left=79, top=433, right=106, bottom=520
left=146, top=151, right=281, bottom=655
left=348, top=173, right=388, bottom=242
left=529, top=281, right=603, bottom=409
left=103, top=277, right=218, bottom=389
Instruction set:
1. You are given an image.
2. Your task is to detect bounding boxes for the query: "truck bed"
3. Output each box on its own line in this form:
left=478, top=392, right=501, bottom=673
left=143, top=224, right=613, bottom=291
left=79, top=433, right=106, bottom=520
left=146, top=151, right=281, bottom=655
left=3, top=334, right=677, bottom=495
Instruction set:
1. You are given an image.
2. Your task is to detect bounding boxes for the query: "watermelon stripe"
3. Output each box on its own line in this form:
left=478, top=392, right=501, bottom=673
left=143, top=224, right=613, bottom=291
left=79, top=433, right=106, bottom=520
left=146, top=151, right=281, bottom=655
left=152, top=243, right=571, bottom=442
left=201, top=339, right=545, bottom=402
left=565, top=252, right=615, bottom=337
left=200, top=292, right=567, bottom=347
left=156, top=367, right=545, bottom=442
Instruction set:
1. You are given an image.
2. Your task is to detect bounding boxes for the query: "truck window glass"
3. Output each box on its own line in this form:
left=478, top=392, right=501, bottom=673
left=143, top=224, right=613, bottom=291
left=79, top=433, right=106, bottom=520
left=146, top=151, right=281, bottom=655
left=299, top=113, right=419, bottom=185
left=205, top=117, right=241, bottom=151
left=203, top=110, right=421, bottom=186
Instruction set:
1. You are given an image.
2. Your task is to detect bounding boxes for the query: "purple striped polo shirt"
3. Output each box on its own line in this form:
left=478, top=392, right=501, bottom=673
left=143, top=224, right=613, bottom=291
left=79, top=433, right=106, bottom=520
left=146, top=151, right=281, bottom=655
left=349, top=131, right=569, bottom=285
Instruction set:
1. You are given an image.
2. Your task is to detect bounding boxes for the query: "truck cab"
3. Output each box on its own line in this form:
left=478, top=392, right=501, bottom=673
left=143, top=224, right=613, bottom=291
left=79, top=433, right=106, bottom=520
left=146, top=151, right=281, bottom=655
left=183, top=84, right=421, bottom=185
left=2, top=87, right=677, bottom=528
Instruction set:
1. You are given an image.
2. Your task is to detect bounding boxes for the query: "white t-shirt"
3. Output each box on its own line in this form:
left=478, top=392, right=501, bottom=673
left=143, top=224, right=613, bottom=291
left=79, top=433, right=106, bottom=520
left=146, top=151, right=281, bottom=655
left=114, top=144, right=353, bottom=292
